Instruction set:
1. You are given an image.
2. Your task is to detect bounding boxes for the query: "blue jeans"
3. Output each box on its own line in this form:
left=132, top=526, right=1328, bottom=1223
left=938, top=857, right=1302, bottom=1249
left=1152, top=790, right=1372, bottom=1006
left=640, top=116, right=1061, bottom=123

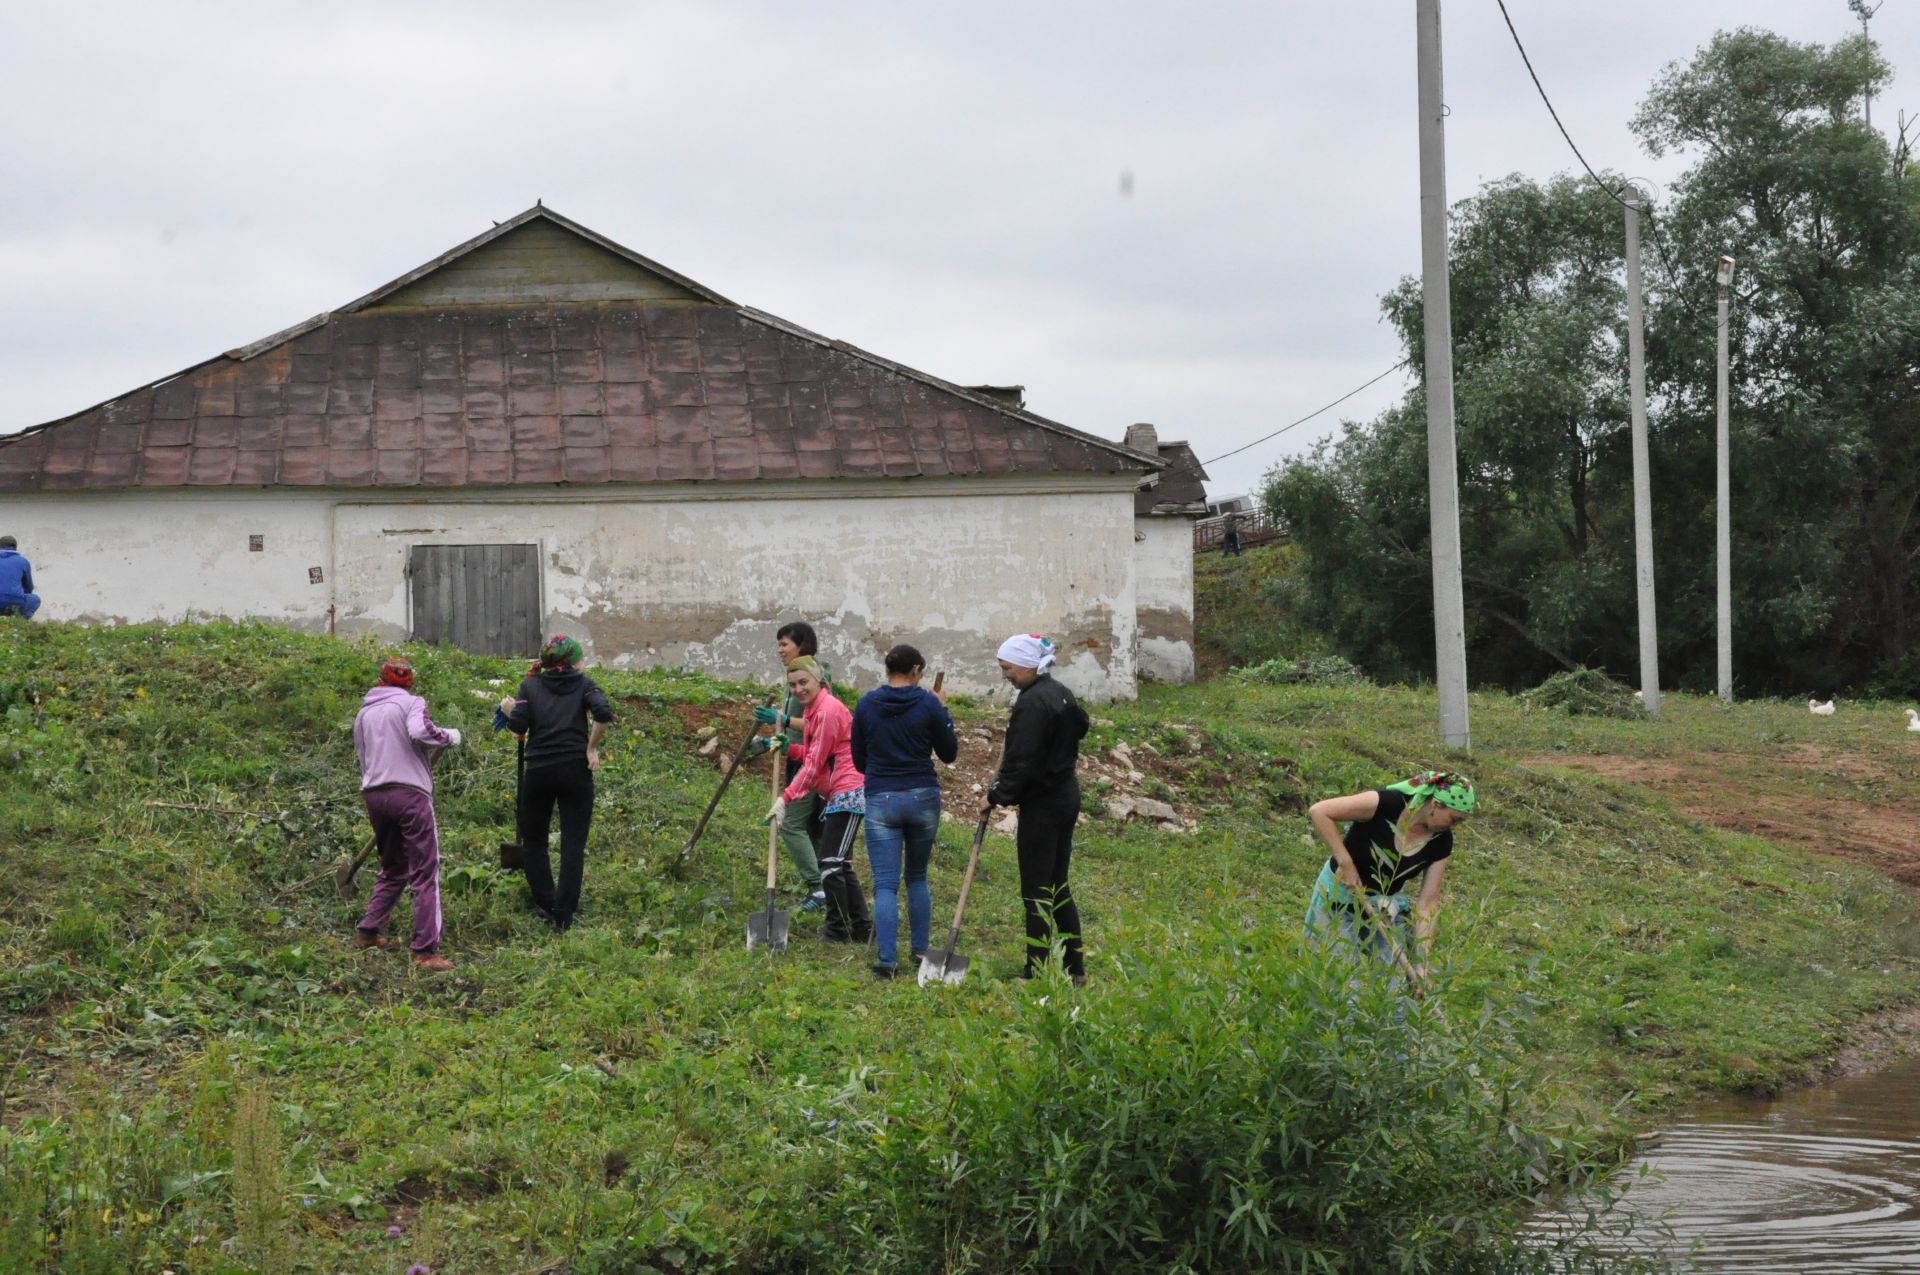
left=864, top=786, right=939, bottom=968
left=0, top=594, right=38, bottom=618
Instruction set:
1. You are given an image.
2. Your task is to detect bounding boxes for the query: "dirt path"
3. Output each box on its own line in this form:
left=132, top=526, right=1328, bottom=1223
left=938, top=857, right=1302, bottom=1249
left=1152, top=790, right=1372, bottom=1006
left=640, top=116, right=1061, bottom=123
left=1526, top=748, right=1920, bottom=884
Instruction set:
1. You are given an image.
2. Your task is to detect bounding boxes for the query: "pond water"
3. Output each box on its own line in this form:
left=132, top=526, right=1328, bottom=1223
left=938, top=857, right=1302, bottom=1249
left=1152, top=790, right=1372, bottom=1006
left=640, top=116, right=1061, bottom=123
left=1615, top=1054, right=1920, bottom=1270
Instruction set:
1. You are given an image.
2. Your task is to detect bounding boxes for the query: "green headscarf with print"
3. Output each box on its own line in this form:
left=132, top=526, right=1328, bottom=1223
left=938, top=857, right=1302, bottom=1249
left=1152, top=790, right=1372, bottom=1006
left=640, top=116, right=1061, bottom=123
left=1386, top=769, right=1476, bottom=816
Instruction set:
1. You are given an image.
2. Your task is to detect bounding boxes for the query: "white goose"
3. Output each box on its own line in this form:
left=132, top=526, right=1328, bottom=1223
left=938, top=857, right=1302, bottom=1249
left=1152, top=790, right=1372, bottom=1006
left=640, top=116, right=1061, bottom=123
left=1906, top=708, right=1920, bottom=733
left=1809, top=698, right=1837, bottom=716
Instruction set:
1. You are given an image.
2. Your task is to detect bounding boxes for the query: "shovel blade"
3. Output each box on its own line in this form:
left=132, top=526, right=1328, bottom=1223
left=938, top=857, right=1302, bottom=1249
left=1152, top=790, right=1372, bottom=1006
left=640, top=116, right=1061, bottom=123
left=746, top=909, right=789, bottom=953
left=334, top=859, right=359, bottom=899
left=917, top=950, right=969, bottom=986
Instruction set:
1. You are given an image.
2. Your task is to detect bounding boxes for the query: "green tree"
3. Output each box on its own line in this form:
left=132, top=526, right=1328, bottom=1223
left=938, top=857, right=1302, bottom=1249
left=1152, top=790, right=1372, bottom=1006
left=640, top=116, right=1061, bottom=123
left=1268, top=26, right=1920, bottom=693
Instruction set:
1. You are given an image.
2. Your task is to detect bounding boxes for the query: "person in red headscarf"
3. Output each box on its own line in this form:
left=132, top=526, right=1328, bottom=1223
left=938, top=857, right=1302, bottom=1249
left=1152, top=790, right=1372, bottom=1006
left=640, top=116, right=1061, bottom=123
left=352, top=656, right=462, bottom=970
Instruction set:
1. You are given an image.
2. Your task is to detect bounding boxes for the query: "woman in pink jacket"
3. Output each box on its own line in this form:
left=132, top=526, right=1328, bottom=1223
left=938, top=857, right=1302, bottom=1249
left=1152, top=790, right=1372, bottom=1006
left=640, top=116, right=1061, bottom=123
left=766, top=656, right=871, bottom=943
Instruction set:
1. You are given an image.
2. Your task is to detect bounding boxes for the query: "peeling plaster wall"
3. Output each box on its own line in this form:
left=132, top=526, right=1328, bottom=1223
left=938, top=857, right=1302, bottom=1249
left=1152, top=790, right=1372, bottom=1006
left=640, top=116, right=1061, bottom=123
left=7, top=479, right=1143, bottom=700
left=2, top=492, right=338, bottom=629
left=1133, top=516, right=1196, bottom=684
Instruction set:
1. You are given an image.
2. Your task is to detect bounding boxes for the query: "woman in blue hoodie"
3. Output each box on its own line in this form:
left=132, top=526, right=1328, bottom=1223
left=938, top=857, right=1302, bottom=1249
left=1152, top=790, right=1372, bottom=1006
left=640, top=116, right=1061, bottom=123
left=851, top=643, right=960, bottom=978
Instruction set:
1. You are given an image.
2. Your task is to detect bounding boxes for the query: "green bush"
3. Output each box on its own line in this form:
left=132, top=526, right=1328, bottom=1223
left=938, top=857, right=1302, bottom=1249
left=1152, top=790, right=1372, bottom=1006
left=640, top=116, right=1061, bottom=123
left=806, top=922, right=1654, bottom=1274
left=1520, top=668, right=1641, bottom=719
left=1232, top=653, right=1368, bottom=687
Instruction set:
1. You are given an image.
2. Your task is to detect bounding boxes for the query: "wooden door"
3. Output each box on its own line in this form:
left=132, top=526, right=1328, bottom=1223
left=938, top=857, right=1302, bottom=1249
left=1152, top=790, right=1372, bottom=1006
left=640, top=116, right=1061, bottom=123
left=408, top=543, right=543, bottom=657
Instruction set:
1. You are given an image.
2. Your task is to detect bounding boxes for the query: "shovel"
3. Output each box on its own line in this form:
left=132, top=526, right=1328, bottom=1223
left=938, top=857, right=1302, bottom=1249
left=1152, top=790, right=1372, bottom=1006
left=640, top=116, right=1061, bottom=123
left=498, top=734, right=526, bottom=871
left=746, top=744, right=790, bottom=953
left=334, top=834, right=378, bottom=897
left=919, top=811, right=990, bottom=986
left=1347, top=887, right=1431, bottom=1000
left=672, top=697, right=775, bottom=879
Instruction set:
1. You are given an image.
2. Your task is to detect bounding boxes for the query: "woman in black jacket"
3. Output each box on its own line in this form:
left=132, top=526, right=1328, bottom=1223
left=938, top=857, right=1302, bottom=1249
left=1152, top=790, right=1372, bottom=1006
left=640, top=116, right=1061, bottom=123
left=984, top=634, right=1091, bottom=984
left=498, top=634, right=615, bottom=931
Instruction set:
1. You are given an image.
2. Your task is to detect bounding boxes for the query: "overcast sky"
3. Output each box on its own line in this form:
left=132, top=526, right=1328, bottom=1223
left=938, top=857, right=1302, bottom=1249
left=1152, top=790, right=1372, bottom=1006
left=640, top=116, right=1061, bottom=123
left=2, top=1, right=1913, bottom=498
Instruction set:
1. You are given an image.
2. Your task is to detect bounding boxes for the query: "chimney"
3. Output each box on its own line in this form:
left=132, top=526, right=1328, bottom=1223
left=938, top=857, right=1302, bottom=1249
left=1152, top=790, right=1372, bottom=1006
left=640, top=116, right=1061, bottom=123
left=1124, top=422, right=1160, bottom=455
left=965, top=384, right=1026, bottom=410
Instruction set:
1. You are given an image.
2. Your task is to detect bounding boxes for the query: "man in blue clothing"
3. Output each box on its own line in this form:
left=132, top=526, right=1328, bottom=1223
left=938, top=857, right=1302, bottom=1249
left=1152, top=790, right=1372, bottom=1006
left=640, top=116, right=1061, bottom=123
left=0, top=537, right=38, bottom=619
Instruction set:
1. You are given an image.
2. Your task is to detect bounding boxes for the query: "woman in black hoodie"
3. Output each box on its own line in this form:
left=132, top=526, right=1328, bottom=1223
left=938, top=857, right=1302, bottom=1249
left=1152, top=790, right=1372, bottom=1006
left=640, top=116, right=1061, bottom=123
left=851, top=643, right=959, bottom=978
left=984, top=634, right=1090, bottom=983
left=499, top=634, right=615, bottom=931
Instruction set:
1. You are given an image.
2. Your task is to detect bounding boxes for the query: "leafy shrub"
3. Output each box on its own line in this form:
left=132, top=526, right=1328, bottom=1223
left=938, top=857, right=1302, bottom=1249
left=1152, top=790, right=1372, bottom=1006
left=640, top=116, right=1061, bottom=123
left=807, top=921, right=1652, bottom=1274
left=1521, top=668, right=1641, bottom=719
left=1232, top=653, right=1368, bottom=687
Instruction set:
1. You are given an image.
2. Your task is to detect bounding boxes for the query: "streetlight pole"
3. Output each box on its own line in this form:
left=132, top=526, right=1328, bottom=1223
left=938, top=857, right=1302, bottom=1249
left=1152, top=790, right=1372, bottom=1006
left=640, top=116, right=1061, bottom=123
left=1716, top=255, right=1735, bottom=703
left=1416, top=0, right=1471, bottom=750
left=1623, top=184, right=1660, bottom=714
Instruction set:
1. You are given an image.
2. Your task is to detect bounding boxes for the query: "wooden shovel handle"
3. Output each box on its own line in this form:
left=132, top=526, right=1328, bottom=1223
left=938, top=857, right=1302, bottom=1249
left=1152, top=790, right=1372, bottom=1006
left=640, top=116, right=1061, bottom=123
left=767, top=735, right=785, bottom=891
left=948, top=813, right=989, bottom=933
left=1350, top=891, right=1429, bottom=998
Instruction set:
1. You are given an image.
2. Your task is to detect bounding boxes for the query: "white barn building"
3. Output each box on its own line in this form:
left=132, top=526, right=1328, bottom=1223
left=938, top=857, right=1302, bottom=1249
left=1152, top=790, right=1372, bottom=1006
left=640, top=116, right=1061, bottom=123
left=0, top=206, right=1201, bottom=698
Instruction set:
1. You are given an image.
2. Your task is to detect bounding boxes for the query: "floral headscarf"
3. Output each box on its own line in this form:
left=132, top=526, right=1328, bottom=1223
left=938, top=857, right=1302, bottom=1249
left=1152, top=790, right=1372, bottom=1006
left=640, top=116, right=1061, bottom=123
left=540, top=634, right=583, bottom=670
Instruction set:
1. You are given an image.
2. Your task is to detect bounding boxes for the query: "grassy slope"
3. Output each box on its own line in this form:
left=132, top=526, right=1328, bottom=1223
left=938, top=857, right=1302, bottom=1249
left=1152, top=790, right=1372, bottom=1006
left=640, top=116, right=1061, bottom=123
left=3, top=622, right=1918, bottom=1270
left=1191, top=540, right=1319, bottom=673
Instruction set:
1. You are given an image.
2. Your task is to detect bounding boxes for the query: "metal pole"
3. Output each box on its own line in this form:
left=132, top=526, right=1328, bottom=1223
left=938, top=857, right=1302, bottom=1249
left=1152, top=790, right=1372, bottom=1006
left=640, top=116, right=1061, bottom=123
left=1623, top=185, right=1660, bottom=714
left=1416, top=0, right=1471, bottom=750
left=1716, top=255, right=1735, bottom=703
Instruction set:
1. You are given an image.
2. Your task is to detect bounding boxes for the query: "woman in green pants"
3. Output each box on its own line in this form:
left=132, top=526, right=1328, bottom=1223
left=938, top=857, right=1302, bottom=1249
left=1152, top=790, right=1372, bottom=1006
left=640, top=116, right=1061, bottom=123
left=750, top=620, right=828, bottom=913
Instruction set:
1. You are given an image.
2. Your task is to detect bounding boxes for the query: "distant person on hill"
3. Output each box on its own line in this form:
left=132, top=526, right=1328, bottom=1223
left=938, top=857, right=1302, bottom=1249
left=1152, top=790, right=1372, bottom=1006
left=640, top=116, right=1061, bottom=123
left=1222, top=514, right=1242, bottom=558
left=499, top=635, right=615, bottom=933
left=747, top=620, right=828, bottom=914
left=852, top=643, right=959, bottom=978
left=0, top=536, right=40, bottom=619
left=1304, top=771, right=1475, bottom=984
left=985, top=634, right=1091, bottom=984
left=767, top=655, right=872, bottom=943
left=352, top=657, right=462, bottom=971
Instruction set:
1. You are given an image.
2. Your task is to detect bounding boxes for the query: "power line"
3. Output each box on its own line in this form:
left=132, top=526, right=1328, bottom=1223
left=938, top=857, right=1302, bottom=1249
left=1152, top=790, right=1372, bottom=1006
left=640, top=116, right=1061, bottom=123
left=1139, top=360, right=1411, bottom=499
left=1199, top=361, right=1409, bottom=469
left=1492, top=0, right=1630, bottom=210
left=1491, top=0, right=1687, bottom=285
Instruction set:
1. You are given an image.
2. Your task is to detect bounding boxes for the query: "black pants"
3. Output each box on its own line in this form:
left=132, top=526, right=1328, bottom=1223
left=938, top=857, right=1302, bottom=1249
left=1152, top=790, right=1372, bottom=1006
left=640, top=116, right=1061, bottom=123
left=818, top=808, right=872, bottom=942
left=520, top=758, right=594, bottom=929
left=1015, top=780, right=1085, bottom=977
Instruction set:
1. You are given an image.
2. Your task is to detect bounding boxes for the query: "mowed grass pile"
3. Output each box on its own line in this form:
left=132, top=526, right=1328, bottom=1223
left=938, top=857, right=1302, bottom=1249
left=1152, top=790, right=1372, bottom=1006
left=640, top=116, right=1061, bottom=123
left=3, top=624, right=1917, bottom=1272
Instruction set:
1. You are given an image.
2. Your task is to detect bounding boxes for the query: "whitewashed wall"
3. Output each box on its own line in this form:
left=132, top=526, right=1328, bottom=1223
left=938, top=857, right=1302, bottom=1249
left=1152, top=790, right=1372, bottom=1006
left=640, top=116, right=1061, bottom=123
left=4, top=476, right=1143, bottom=699
left=1133, top=516, right=1196, bottom=684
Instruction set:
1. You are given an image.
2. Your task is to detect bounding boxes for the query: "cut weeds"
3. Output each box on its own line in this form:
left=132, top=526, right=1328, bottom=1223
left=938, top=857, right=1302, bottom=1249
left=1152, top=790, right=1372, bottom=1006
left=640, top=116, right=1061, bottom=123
left=2, top=623, right=1918, bottom=1272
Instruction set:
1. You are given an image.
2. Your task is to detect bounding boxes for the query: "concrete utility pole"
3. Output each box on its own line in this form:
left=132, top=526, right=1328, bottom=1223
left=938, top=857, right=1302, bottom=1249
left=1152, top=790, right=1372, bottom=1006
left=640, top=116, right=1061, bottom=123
left=1716, top=255, right=1735, bottom=703
left=1851, top=0, right=1882, bottom=128
left=1416, top=0, right=1471, bottom=750
left=1623, top=185, right=1660, bottom=714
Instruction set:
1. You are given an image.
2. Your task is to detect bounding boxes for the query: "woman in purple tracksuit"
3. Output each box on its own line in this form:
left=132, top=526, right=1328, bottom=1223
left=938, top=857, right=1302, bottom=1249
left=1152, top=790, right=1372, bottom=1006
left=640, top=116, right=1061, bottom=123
left=352, top=657, right=463, bottom=971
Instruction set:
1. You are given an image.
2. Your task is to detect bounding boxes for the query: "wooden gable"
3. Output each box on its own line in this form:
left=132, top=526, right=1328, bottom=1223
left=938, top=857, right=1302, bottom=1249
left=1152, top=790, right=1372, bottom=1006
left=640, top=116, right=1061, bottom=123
left=365, top=217, right=706, bottom=309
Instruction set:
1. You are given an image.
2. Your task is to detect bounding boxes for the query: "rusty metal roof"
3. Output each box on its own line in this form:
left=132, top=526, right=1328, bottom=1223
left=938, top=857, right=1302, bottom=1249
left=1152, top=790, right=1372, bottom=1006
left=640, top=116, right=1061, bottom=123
left=1135, top=441, right=1209, bottom=516
left=0, top=206, right=1159, bottom=492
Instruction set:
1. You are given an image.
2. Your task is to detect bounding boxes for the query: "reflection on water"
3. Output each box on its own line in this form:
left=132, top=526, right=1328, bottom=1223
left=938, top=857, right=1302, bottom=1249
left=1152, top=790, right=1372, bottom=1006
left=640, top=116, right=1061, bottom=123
left=1619, top=1055, right=1920, bottom=1270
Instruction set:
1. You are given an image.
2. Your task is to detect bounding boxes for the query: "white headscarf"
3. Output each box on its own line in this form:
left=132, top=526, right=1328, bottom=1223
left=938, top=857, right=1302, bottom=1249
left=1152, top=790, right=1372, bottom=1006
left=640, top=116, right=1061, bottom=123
left=996, top=633, right=1056, bottom=674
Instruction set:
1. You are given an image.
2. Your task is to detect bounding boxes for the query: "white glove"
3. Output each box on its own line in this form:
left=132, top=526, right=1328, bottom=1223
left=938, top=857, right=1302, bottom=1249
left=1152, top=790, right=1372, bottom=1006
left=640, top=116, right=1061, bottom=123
left=444, top=728, right=463, bottom=747
left=765, top=796, right=786, bottom=826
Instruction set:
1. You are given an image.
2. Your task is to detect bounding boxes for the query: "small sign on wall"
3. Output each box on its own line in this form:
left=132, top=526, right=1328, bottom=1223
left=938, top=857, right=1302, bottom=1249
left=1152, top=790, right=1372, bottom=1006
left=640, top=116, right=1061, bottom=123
left=249, top=534, right=264, bottom=552
left=308, top=567, right=325, bottom=585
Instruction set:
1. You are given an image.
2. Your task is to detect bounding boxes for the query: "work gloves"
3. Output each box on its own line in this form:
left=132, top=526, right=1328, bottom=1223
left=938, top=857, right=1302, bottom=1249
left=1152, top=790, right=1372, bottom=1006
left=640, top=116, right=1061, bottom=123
left=752, top=705, right=788, bottom=729
left=444, top=727, right=464, bottom=748
left=764, top=796, right=787, bottom=826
